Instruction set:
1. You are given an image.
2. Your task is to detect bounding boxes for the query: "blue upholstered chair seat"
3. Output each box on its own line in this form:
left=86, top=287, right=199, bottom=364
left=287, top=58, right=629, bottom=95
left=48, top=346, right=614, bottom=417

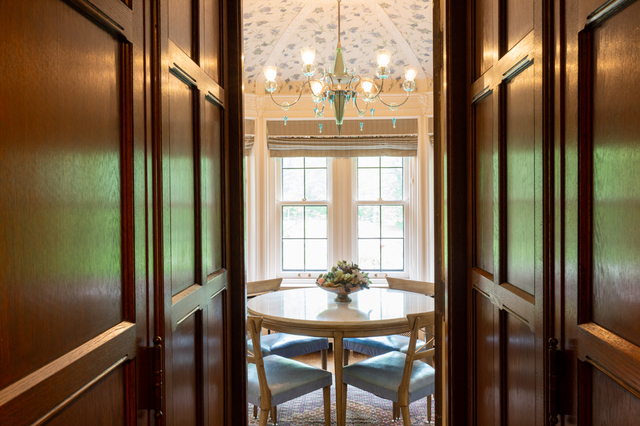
left=343, top=351, right=435, bottom=404
left=343, top=335, right=426, bottom=357
left=247, top=355, right=333, bottom=407
left=247, top=333, right=329, bottom=358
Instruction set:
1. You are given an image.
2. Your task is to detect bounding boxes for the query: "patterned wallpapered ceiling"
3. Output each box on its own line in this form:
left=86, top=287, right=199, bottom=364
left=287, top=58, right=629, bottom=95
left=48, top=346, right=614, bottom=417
left=243, top=0, right=433, bottom=95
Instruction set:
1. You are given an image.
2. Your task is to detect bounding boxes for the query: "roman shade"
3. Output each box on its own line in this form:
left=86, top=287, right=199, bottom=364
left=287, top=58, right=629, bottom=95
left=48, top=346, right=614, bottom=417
left=267, top=119, right=418, bottom=158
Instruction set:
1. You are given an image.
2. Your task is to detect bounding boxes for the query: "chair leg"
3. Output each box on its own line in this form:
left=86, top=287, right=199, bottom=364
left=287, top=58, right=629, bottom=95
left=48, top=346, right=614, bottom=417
left=343, top=348, right=349, bottom=366
left=342, top=383, right=348, bottom=424
left=271, top=406, right=277, bottom=425
left=427, top=395, right=432, bottom=423
left=253, top=405, right=258, bottom=418
left=259, top=409, right=270, bottom=426
left=400, top=405, right=411, bottom=426
left=321, top=348, right=328, bottom=370
left=392, top=402, right=399, bottom=421
left=323, top=386, right=331, bottom=426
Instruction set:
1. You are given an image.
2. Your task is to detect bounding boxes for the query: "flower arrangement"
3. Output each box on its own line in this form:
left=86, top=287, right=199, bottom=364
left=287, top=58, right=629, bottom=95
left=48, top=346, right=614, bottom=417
left=316, top=260, right=371, bottom=303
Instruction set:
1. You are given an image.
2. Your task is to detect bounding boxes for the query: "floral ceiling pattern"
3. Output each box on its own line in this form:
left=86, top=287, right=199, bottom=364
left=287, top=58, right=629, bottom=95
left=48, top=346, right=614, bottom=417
left=243, top=0, right=433, bottom=94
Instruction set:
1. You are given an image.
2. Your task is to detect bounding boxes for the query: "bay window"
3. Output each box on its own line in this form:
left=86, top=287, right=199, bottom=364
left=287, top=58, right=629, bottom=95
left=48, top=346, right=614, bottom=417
left=245, top=117, right=433, bottom=284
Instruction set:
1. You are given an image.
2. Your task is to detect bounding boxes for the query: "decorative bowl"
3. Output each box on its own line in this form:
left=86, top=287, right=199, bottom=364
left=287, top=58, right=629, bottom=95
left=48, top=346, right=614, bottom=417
left=315, top=260, right=371, bottom=304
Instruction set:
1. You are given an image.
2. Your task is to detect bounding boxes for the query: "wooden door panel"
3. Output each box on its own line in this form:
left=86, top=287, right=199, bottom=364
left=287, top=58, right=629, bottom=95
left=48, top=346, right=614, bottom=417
left=159, top=0, right=232, bottom=421
left=560, top=0, right=640, bottom=424
left=169, top=74, right=198, bottom=296
left=169, top=0, right=195, bottom=59
left=504, top=0, right=534, bottom=51
left=172, top=311, right=202, bottom=426
left=203, top=99, right=223, bottom=275
left=43, top=366, right=126, bottom=426
left=589, top=2, right=640, bottom=344
left=474, top=0, right=497, bottom=77
left=206, top=290, right=226, bottom=426
left=202, top=0, right=221, bottom=83
left=502, top=63, right=535, bottom=296
left=473, top=291, right=498, bottom=426
left=473, top=93, right=495, bottom=275
left=589, top=366, right=640, bottom=425
left=0, top=0, right=125, bottom=387
left=0, top=1, right=142, bottom=425
left=503, top=312, right=535, bottom=426
left=467, top=0, right=545, bottom=423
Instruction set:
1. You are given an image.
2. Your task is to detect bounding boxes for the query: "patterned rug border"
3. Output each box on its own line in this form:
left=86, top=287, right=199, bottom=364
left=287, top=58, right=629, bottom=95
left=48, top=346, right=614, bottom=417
left=248, top=383, right=435, bottom=425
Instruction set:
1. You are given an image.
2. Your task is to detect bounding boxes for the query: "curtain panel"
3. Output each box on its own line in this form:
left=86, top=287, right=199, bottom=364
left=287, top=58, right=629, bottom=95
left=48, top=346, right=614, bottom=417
left=266, top=118, right=418, bottom=157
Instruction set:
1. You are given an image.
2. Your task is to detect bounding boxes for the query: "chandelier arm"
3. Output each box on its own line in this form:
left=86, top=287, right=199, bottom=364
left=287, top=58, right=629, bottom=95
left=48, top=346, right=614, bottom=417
left=378, top=90, right=411, bottom=108
left=368, top=77, right=386, bottom=102
left=354, top=98, right=365, bottom=115
left=268, top=79, right=311, bottom=108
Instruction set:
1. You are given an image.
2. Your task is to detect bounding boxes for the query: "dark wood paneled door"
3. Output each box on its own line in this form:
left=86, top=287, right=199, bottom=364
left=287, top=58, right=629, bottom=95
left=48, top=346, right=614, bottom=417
left=557, top=0, right=640, bottom=423
left=0, top=0, right=147, bottom=425
left=152, top=0, right=243, bottom=424
left=467, top=0, right=549, bottom=423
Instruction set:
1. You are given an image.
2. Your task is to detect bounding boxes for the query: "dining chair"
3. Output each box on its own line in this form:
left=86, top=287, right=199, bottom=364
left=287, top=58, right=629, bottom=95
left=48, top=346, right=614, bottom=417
left=247, top=279, right=330, bottom=421
left=343, top=278, right=435, bottom=365
left=342, top=278, right=435, bottom=421
left=342, top=312, right=436, bottom=426
left=247, top=316, right=332, bottom=426
left=247, top=278, right=329, bottom=366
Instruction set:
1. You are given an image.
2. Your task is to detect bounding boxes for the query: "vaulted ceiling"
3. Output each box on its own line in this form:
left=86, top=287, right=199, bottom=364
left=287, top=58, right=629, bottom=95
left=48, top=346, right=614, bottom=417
left=242, top=0, right=434, bottom=96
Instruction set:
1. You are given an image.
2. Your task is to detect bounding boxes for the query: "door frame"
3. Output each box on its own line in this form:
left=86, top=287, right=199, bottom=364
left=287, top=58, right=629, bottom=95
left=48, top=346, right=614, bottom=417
left=221, top=0, right=248, bottom=423
left=433, top=0, right=470, bottom=425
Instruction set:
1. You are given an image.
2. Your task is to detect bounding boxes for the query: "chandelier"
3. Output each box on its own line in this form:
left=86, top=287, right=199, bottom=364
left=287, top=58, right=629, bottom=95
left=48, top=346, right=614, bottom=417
left=263, top=0, right=417, bottom=134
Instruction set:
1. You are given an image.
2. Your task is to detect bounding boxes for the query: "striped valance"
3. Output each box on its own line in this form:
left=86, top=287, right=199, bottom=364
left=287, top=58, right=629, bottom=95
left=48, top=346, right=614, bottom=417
left=244, top=119, right=255, bottom=155
left=267, top=119, right=418, bottom=158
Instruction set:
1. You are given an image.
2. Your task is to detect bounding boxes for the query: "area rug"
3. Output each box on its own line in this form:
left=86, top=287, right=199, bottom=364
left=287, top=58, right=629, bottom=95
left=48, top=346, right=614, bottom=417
left=247, top=383, right=435, bottom=425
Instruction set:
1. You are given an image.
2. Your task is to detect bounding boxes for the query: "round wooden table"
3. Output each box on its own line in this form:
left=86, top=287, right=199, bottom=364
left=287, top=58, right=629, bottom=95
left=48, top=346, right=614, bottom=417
left=247, top=287, right=435, bottom=426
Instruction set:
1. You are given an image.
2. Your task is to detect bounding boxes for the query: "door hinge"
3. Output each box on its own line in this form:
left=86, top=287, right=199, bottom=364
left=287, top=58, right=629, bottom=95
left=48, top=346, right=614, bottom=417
left=152, top=336, right=164, bottom=419
left=548, top=338, right=560, bottom=425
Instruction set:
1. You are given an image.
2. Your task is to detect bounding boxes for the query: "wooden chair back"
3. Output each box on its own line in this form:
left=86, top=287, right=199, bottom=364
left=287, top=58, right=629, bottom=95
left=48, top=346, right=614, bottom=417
left=386, top=277, right=435, bottom=297
left=247, top=278, right=283, bottom=298
left=387, top=278, right=436, bottom=346
left=398, top=312, right=436, bottom=406
left=247, top=316, right=272, bottom=410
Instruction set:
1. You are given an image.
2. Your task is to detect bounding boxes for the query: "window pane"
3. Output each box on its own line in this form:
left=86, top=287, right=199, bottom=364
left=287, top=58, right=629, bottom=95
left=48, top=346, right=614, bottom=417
left=381, top=168, right=403, bottom=200
left=381, top=157, right=403, bottom=167
left=358, top=239, right=381, bottom=270
left=381, top=239, right=404, bottom=270
left=283, top=157, right=304, bottom=168
left=282, top=169, right=304, bottom=200
left=305, top=169, right=327, bottom=201
left=358, top=157, right=380, bottom=167
left=306, top=206, right=327, bottom=238
left=358, top=206, right=381, bottom=238
left=283, top=239, right=305, bottom=270
left=305, top=239, right=327, bottom=270
left=304, top=157, right=327, bottom=168
left=358, top=168, right=380, bottom=200
left=381, top=206, right=404, bottom=238
left=282, top=206, right=304, bottom=238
